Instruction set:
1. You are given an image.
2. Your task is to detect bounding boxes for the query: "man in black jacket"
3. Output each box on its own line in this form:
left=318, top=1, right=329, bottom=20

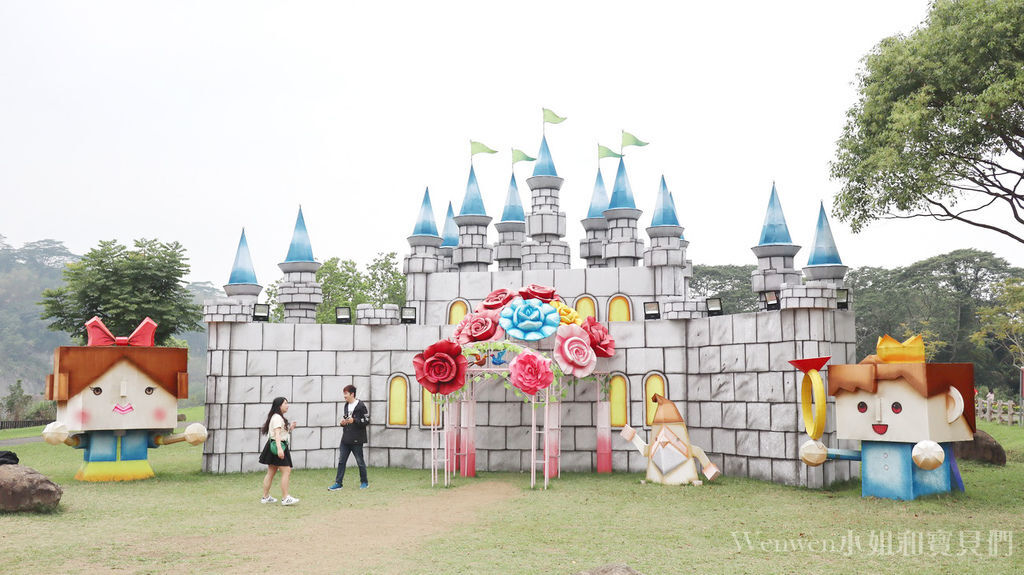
left=328, top=384, right=369, bottom=490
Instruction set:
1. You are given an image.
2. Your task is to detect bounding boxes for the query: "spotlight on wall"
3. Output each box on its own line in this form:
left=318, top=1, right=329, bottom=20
left=252, top=303, right=270, bottom=322
left=401, top=306, right=417, bottom=324
left=835, top=288, right=850, bottom=310
left=762, top=291, right=781, bottom=311
left=335, top=307, right=352, bottom=324
left=643, top=301, right=661, bottom=320
left=706, top=297, right=724, bottom=317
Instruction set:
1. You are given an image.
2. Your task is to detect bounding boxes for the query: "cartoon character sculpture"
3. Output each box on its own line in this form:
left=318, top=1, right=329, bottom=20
left=620, top=394, right=721, bottom=486
left=798, top=335, right=975, bottom=500
left=41, top=317, right=208, bottom=481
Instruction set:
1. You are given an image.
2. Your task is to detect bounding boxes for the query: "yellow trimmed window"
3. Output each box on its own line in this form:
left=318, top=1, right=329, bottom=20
left=575, top=295, right=596, bottom=321
left=608, top=295, right=631, bottom=322
left=422, top=387, right=440, bottom=427
left=448, top=300, right=468, bottom=325
left=644, top=374, right=665, bottom=426
left=387, top=375, right=408, bottom=426
left=609, top=375, right=628, bottom=428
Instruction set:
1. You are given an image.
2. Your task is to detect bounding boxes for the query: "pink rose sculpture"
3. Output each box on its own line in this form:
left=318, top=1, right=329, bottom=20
left=453, top=308, right=505, bottom=344
left=413, top=339, right=468, bottom=396
left=508, top=350, right=554, bottom=396
left=474, top=288, right=517, bottom=312
left=518, top=283, right=558, bottom=303
left=554, top=324, right=598, bottom=378
left=581, top=316, right=615, bottom=358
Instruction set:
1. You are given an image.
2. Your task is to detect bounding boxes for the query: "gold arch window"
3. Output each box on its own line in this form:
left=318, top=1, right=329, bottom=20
left=608, top=295, right=631, bottom=322
left=609, top=374, right=628, bottom=428
left=421, top=387, right=440, bottom=427
left=448, top=300, right=469, bottom=325
left=574, top=295, right=597, bottom=321
left=387, top=375, right=408, bottom=427
left=644, top=373, right=666, bottom=427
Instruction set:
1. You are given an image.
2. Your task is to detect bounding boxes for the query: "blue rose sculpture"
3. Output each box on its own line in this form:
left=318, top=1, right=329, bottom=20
left=498, top=298, right=560, bottom=341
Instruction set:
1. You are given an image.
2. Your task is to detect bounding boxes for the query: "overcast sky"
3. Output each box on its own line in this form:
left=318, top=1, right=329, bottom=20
left=2, top=1, right=1020, bottom=288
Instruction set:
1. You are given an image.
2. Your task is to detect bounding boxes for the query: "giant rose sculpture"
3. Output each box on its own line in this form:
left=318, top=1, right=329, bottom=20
left=453, top=308, right=505, bottom=344
left=412, top=339, right=468, bottom=396
left=553, top=324, right=598, bottom=378
left=498, top=297, right=560, bottom=341
left=508, top=350, right=554, bottom=396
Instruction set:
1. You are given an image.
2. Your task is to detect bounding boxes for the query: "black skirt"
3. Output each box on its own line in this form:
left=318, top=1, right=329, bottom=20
left=259, top=439, right=293, bottom=467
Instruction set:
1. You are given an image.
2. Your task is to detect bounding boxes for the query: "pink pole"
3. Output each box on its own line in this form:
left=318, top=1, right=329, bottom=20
left=596, top=393, right=612, bottom=473
left=460, top=381, right=477, bottom=477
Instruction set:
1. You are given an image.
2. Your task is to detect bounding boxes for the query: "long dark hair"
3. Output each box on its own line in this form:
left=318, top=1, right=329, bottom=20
left=260, top=397, right=289, bottom=435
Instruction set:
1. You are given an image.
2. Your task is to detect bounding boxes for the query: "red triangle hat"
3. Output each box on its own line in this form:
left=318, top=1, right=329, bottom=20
left=788, top=356, right=831, bottom=374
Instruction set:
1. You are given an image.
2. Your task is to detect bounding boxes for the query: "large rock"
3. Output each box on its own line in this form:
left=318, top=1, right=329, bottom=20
left=954, top=430, right=1006, bottom=466
left=0, top=464, right=63, bottom=512
left=574, top=565, right=644, bottom=575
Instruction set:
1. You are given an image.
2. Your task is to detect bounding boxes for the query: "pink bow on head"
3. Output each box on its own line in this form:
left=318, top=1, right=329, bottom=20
left=85, top=316, right=157, bottom=347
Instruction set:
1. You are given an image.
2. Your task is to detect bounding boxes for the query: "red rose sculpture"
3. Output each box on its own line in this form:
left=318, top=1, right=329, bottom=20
left=413, top=339, right=468, bottom=396
left=518, top=283, right=557, bottom=303
left=474, top=288, right=517, bottom=311
left=453, top=308, right=505, bottom=344
left=554, top=324, right=598, bottom=378
left=508, top=350, right=554, bottom=396
left=581, top=316, right=615, bottom=358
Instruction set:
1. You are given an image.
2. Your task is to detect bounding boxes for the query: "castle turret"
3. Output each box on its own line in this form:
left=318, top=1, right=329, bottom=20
left=494, top=173, right=526, bottom=271
left=750, top=183, right=801, bottom=309
left=223, top=229, right=262, bottom=303
left=602, top=158, right=644, bottom=268
left=277, top=207, right=323, bottom=323
left=521, top=135, right=571, bottom=270
left=404, top=188, right=444, bottom=275
left=644, top=176, right=687, bottom=299
left=452, top=165, right=493, bottom=272
left=440, top=202, right=459, bottom=272
left=579, top=169, right=609, bottom=268
left=802, top=202, right=848, bottom=284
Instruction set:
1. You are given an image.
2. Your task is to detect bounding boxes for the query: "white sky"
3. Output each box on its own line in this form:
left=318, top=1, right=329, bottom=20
left=1, top=1, right=1020, bottom=288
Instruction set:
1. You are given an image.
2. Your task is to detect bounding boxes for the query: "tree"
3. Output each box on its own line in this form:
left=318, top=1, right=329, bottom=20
left=40, top=239, right=202, bottom=345
left=831, top=0, right=1024, bottom=244
left=315, top=257, right=368, bottom=324
left=689, top=265, right=758, bottom=314
left=972, top=278, right=1024, bottom=371
left=2, top=380, right=33, bottom=420
left=365, top=252, right=406, bottom=308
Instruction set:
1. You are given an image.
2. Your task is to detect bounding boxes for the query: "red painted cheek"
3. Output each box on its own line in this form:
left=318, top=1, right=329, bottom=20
left=153, top=408, right=167, bottom=421
left=77, top=410, right=90, bottom=425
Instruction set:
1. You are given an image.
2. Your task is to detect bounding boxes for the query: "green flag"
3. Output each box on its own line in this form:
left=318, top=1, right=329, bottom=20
left=512, top=149, right=536, bottom=163
left=597, top=144, right=622, bottom=159
left=543, top=108, right=566, bottom=124
left=621, top=131, right=648, bottom=149
left=470, top=141, right=498, bottom=156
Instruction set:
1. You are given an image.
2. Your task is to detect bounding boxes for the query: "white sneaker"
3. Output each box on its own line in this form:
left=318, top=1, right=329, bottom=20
left=281, top=495, right=299, bottom=506
left=260, top=495, right=277, bottom=504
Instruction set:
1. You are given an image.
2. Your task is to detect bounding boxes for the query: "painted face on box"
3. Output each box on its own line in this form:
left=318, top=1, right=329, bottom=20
left=64, top=360, right=178, bottom=431
left=835, top=377, right=972, bottom=444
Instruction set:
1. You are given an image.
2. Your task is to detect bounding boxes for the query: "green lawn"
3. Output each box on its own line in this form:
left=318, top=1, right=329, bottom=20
left=1, top=418, right=1021, bottom=574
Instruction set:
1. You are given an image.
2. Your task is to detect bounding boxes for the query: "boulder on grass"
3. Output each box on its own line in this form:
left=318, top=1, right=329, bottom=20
left=0, top=464, right=63, bottom=512
left=954, top=430, right=1006, bottom=466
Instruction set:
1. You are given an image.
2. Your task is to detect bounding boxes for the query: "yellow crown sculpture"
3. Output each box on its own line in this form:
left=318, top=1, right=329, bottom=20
left=876, top=334, right=925, bottom=364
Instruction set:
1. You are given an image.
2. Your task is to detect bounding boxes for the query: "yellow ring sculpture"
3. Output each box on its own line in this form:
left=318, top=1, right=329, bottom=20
left=800, top=369, right=826, bottom=440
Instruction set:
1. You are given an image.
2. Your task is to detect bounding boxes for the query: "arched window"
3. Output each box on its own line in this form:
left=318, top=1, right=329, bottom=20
left=644, top=373, right=666, bottom=427
left=421, top=387, right=440, bottom=427
left=609, top=374, right=628, bottom=428
left=608, top=295, right=631, bottom=322
left=574, top=295, right=597, bottom=321
left=387, top=374, right=408, bottom=427
left=448, top=299, right=469, bottom=325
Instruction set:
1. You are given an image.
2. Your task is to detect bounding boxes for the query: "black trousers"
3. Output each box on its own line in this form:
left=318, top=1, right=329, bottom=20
left=335, top=442, right=367, bottom=485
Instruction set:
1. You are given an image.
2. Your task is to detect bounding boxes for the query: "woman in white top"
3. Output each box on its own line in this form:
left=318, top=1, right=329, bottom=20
left=258, top=397, right=299, bottom=505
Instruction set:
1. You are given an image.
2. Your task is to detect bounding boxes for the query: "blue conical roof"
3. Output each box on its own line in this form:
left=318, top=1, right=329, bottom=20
left=607, top=158, right=636, bottom=210
left=650, top=175, right=680, bottom=227
left=532, top=135, right=558, bottom=177
left=669, top=191, right=685, bottom=240
left=284, top=207, right=315, bottom=262
left=441, top=202, right=459, bottom=247
left=227, top=229, right=258, bottom=285
left=459, top=165, right=487, bottom=216
left=411, top=188, right=440, bottom=237
left=586, top=169, right=609, bottom=218
left=758, top=183, right=793, bottom=245
left=807, top=202, right=843, bottom=265
left=501, top=173, right=525, bottom=222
